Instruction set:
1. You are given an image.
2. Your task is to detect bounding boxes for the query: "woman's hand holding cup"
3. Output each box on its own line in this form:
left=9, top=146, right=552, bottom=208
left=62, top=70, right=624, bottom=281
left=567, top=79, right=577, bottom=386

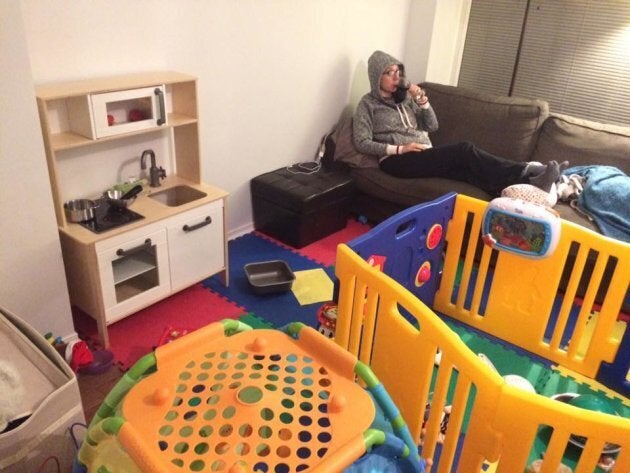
left=409, top=84, right=428, bottom=105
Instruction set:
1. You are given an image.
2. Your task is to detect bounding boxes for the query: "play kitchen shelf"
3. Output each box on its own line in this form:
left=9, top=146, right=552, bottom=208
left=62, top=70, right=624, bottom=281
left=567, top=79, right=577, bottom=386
left=36, top=72, right=229, bottom=347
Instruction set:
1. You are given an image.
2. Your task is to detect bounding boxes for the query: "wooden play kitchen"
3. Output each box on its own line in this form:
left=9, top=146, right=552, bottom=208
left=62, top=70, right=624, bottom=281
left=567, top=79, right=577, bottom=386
left=36, top=72, right=228, bottom=347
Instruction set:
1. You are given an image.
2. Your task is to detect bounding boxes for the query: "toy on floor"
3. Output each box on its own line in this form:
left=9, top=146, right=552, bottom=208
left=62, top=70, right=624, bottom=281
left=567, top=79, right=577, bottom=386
left=62, top=338, right=114, bottom=375
left=156, top=324, right=189, bottom=346
left=78, top=349, right=114, bottom=375
left=65, top=339, right=94, bottom=372
left=317, top=301, right=338, bottom=338
left=73, top=319, right=424, bottom=473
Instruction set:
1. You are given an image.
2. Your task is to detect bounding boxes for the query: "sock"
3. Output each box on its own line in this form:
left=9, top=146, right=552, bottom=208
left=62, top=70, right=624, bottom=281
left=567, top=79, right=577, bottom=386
left=521, top=161, right=546, bottom=178
left=558, top=160, right=569, bottom=173
left=529, top=160, right=561, bottom=192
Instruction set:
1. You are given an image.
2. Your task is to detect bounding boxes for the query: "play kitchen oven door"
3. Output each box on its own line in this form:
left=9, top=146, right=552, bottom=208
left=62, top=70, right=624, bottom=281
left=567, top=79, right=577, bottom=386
left=96, top=228, right=170, bottom=323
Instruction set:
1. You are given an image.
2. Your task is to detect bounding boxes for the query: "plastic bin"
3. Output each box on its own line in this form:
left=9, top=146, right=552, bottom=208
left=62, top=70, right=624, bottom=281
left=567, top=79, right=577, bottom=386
left=244, top=260, right=295, bottom=294
left=0, top=306, right=85, bottom=472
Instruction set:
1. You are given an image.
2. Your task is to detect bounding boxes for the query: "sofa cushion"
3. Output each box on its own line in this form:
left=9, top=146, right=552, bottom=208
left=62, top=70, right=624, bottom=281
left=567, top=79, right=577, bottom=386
left=332, top=114, right=379, bottom=168
left=422, top=82, right=548, bottom=162
left=554, top=202, right=599, bottom=233
left=531, top=114, right=630, bottom=174
left=350, top=167, right=491, bottom=206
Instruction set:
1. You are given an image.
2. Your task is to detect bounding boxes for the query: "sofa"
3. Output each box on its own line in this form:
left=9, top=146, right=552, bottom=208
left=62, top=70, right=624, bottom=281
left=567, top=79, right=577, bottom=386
left=326, top=82, right=630, bottom=235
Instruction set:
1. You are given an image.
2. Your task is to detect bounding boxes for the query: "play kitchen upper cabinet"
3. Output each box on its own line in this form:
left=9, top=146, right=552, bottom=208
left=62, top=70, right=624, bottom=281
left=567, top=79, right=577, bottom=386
left=36, top=72, right=228, bottom=347
left=68, top=85, right=167, bottom=139
left=36, top=71, right=203, bottom=228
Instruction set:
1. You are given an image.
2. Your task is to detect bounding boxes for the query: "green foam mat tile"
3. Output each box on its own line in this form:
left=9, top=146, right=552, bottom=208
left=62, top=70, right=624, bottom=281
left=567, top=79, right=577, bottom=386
left=238, top=312, right=275, bottom=329
left=442, top=317, right=550, bottom=384
left=441, top=317, right=629, bottom=418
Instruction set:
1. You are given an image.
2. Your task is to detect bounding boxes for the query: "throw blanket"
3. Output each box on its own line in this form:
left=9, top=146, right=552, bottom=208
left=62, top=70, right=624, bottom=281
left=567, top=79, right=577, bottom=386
left=563, top=166, right=630, bottom=243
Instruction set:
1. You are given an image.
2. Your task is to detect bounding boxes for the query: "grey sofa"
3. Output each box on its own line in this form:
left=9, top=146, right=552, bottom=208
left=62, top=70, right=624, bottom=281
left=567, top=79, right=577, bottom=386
left=328, top=82, right=630, bottom=234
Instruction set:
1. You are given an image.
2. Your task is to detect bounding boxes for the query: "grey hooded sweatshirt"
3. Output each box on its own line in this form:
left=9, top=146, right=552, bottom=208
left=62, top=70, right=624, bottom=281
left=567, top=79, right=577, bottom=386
left=353, top=50, right=439, bottom=159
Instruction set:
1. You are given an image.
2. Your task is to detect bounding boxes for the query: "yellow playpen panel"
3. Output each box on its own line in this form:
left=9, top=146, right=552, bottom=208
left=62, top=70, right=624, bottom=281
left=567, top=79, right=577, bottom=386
left=434, top=194, right=629, bottom=379
left=334, top=243, right=630, bottom=472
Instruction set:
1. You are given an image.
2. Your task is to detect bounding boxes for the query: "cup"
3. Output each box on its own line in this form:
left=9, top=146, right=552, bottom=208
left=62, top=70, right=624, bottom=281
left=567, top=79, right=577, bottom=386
left=393, top=78, right=411, bottom=103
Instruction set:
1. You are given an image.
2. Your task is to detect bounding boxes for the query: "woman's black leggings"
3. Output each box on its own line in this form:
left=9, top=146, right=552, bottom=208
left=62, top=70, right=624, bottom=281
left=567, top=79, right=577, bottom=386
left=379, top=141, right=528, bottom=197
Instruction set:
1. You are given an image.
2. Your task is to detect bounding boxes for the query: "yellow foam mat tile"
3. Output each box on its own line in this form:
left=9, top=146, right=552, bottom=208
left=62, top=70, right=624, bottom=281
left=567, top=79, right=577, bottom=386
left=291, top=268, right=334, bottom=305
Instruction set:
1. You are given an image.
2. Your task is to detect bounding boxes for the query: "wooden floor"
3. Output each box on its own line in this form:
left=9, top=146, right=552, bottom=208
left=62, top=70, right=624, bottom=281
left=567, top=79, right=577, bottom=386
left=77, top=365, right=124, bottom=422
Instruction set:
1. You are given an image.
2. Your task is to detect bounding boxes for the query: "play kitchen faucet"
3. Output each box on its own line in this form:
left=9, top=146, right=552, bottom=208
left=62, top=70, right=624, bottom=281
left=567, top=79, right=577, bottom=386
left=140, top=149, right=166, bottom=187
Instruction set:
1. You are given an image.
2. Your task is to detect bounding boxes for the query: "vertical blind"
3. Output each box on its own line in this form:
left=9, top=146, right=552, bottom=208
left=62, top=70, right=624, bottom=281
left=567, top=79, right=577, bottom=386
left=458, top=0, right=630, bottom=126
left=458, top=0, right=528, bottom=96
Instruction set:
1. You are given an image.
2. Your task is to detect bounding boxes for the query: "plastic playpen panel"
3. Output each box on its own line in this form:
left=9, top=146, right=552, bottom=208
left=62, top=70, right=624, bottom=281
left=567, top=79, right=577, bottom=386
left=335, top=190, right=629, bottom=472
left=433, top=194, right=629, bottom=380
left=335, top=246, right=505, bottom=471
left=334, top=244, right=630, bottom=473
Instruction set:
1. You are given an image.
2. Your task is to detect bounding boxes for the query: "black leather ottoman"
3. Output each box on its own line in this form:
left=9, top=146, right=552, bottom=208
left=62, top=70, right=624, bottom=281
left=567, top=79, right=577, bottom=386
left=251, top=166, right=355, bottom=248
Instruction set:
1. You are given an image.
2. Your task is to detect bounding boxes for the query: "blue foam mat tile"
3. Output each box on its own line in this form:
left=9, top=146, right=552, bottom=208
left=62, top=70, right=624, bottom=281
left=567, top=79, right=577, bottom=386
left=203, top=233, right=334, bottom=328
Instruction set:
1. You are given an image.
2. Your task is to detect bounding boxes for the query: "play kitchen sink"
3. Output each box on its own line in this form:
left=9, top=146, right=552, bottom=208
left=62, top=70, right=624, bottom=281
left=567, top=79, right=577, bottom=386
left=147, top=185, right=207, bottom=207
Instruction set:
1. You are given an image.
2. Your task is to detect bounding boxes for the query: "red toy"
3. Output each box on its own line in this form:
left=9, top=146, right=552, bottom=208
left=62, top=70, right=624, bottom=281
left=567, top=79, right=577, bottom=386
left=128, top=109, right=145, bottom=122
left=317, top=302, right=338, bottom=338
left=156, top=325, right=189, bottom=346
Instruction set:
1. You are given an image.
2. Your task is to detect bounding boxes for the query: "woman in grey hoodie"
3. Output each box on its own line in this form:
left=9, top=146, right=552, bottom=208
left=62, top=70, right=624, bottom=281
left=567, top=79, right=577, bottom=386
left=353, top=50, right=563, bottom=195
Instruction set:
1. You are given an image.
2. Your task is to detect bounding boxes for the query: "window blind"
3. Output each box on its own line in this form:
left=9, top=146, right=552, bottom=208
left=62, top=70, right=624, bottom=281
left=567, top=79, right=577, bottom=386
left=513, top=0, right=630, bottom=125
left=458, top=0, right=630, bottom=126
left=458, top=0, right=528, bottom=95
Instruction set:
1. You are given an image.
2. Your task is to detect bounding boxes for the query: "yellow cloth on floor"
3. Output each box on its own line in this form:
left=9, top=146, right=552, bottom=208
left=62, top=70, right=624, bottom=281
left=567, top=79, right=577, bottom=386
left=291, top=269, right=334, bottom=305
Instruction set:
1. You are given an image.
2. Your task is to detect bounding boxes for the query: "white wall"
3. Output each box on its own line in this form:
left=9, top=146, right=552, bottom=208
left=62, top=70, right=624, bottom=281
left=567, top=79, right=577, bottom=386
left=403, top=0, right=438, bottom=81
left=424, top=0, right=471, bottom=84
left=0, top=0, right=75, bottom=339
left=2, top=0, right=461, bottom=339
left=400, top=0, right=470, bottom=85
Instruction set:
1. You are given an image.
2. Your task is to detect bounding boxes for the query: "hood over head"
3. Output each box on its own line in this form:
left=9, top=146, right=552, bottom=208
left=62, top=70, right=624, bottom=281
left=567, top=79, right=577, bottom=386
left=367, top=50, right=405, bottom=98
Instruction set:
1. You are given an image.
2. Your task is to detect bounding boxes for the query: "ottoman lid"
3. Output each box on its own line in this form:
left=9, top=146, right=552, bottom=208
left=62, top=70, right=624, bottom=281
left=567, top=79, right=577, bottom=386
left=251, top=167, right=354, bottom=213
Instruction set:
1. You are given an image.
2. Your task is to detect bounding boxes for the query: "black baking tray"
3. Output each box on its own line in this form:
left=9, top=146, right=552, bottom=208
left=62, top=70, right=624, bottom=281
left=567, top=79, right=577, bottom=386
left=244, top=260, right=295, bottom=295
